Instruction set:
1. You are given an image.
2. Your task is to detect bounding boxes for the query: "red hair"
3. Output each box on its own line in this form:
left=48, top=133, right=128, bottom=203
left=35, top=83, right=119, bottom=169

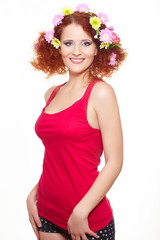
left=31, top=11, right=127, bottom=78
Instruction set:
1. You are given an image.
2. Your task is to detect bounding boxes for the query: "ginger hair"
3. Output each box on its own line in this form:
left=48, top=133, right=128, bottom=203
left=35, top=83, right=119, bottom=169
left=31, top=11, right=127, bottom=79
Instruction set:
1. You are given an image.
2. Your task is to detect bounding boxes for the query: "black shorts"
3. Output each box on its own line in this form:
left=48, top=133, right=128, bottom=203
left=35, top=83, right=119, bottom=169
left=38, top=216, right=115, bottom=240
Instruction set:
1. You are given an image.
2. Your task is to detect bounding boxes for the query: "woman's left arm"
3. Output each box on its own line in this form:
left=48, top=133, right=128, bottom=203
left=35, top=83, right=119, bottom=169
left=67, top=82, right=123, bottom=239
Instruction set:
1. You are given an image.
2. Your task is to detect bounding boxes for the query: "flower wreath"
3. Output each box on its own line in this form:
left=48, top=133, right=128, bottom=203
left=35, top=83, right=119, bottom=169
left=44, top=4, right=122, bottom=66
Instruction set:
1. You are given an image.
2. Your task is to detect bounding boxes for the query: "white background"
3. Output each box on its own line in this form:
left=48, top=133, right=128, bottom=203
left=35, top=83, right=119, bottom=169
left=0, top=0, right=160, bottom=239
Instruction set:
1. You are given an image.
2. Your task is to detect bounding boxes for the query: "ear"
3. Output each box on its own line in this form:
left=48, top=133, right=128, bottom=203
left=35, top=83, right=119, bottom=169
left=94, top=48, right=98, bottom=56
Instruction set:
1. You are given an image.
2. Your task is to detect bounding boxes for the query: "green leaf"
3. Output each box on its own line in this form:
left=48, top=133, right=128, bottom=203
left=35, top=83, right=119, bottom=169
left=109, top=43, right=121, bottom=48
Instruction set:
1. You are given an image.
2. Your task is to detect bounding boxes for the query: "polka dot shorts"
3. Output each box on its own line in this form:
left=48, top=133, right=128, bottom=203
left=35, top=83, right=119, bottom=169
left=38, top=216, right=115, bottom=240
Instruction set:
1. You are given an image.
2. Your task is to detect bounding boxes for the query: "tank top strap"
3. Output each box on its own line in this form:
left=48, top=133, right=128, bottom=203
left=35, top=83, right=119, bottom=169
left=45, top=82, right=67, bottom=107
left=82, top=78, right=103, bottom=109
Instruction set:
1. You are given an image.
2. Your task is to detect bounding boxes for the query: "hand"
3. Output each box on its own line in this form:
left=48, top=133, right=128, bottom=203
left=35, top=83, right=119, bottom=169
left=67, top=209, right=99, bottom=240
left=26, top=195, right=42, bottom=239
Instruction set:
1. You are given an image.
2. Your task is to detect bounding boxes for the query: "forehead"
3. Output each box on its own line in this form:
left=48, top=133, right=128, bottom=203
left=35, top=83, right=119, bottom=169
left=60, top=23, right=91, bottom=40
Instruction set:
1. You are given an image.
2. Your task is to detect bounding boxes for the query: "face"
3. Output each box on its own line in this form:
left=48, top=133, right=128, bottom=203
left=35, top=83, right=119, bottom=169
left=59, top=23, right=97, bottom=76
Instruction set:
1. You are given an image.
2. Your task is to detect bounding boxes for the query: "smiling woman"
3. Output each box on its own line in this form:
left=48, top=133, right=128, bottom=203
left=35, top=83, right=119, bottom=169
left=59, top=24, right=97, bottom=76
left=31, top=9, right=126, bottom=79
left=27, top=4, right=127, bottom=240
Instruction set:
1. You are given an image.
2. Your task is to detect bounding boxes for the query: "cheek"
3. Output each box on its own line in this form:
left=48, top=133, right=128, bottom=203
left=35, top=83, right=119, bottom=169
left=85, top=51, right=96, bottom=59
left=60, top=46, right=72, bottom=56
left=83, top=47, right=97, bottom=57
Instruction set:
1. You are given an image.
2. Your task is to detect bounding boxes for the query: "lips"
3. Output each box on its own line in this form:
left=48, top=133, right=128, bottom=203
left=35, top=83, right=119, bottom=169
left=70, top=58, right=85, bottom=64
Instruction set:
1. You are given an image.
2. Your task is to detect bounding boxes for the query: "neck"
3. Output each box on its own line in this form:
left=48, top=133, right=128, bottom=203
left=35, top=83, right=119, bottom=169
left=67, top=71, right=93, bottom=88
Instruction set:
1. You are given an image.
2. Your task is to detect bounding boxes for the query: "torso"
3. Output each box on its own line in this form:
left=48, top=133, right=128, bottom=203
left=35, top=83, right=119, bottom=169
left=44, top=82, right=100, bottom=129
left=35, top=78, right=114, bottom=230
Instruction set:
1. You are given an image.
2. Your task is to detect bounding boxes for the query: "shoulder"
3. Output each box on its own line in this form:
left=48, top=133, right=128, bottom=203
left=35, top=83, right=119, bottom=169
left=91, top=80, right=117, bottom=105
left=91, top=80, right=121, bottom=131
left=44, top=85, right=57, bottom=102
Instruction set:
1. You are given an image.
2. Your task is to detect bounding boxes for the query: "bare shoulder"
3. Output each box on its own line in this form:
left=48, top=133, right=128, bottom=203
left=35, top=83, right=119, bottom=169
left=91, top=80, right=121, bottom=134
left=91, top=80, right=117, bottom=106
left=44, top=85, right=57, bottom=102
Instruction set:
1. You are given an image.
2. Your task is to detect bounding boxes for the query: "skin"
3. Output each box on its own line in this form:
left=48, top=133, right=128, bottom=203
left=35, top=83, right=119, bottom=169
left=27, top=23, right=123, bottom=240
left=59, top=24, right=97, bottom=77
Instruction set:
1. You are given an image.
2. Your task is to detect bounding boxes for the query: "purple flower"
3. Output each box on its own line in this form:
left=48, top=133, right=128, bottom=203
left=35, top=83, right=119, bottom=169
left=44, top=30, right=55, bottom=43
left=108, top=53, right=117, bottom=66
left=76, top=4, right=90, bottom=12
left=52, top=14, right=64, bottom=27
left=98, top=13, right=109, bottom=24
left=99, top=28, right=113, bottom=43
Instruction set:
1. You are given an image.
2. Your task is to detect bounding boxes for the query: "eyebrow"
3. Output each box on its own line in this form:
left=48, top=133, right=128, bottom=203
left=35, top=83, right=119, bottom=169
left=62, top=39, right=93, bottom=42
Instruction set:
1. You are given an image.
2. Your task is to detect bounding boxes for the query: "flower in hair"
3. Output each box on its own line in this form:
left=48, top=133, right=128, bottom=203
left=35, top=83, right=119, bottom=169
left=62, top=6, right=74, bottom=15
left=108, top=26, right=114, bottom=31
left=100, top=42, right=110, bottom=49
left=53, top=14, right=64, bottom=27
left=45, top=30, right=55, bottom=43
left=76, top=4, right=90, bottom=12
left=108, top=53, right=117, bottom=66
left=44, top=4, right=122, bottom=52
left=99, top=28, right=113, bottom=43
left=112, top=32, right=120, bottom=43
left=51, top=38, right=61, bottom=49
left=89, top=16, right=101, bottom=30
left=98, top=13, right=108, bottom=24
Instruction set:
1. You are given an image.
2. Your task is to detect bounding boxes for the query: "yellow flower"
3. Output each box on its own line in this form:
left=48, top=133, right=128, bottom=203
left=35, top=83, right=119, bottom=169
left=51, top=38, right=61, bottom=49
left=62, top=6, right=73, bottom=15
left=100, top=42, right=110, bottom=49
left=89, top=16, right=101, bottom=30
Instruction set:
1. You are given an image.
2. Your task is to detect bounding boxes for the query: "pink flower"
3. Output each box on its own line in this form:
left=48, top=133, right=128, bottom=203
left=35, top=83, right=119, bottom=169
left=98, top=13, right=109, bottom=24
left=108, top=53, right=117, bottom=66
left=44, top=30, right=55, bottom=43
left=108, top=26, right=114, bottom=31
left=99, top=28, right=113, bottom=43
left=76, top=4, right=90, bottom=12
left=52, top=14, right=64, bottom=27
left=112, top=32, right=120, bottom=43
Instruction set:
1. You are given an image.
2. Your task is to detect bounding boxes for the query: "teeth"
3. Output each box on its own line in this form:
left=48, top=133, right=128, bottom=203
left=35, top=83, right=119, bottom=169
left=70, top=58, right=84, bottom=62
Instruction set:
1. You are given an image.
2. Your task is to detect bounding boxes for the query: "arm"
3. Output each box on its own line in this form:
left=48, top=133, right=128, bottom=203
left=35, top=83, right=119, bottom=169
left=26, top=184, right=42, bottom=239
left=27, top=183, right=38, bottom=201
left=67, top=82, right=123, bottom=239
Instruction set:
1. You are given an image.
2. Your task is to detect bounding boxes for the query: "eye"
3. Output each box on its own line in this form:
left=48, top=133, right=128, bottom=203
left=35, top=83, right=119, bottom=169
left=63, top=41, right=73, bottom=46
left=81, top=41, right=92, bottom=46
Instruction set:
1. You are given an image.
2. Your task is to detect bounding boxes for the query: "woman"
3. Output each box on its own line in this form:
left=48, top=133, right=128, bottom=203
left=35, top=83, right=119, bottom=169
left=27, top=4, right=127, bottom=240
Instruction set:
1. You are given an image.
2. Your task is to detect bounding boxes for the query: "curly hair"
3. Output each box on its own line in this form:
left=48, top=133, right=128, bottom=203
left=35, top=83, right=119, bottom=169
left=31, top=11, right=127, bottom=79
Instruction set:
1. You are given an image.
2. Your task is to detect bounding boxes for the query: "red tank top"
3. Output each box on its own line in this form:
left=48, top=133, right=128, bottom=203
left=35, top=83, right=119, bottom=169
left=35, top=79, right=113, bottom=231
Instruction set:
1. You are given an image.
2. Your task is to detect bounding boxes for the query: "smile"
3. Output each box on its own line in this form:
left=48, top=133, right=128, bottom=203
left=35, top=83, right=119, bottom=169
left=69, top=58, right=85, bottom=64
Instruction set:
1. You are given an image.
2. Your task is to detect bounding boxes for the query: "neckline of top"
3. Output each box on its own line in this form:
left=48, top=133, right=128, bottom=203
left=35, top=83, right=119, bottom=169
left=42, top=79, right=101, bottom=116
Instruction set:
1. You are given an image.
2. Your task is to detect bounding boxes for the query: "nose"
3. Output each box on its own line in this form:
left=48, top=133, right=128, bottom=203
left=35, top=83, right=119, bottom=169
left=72, top=44, right=81, bottom=56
